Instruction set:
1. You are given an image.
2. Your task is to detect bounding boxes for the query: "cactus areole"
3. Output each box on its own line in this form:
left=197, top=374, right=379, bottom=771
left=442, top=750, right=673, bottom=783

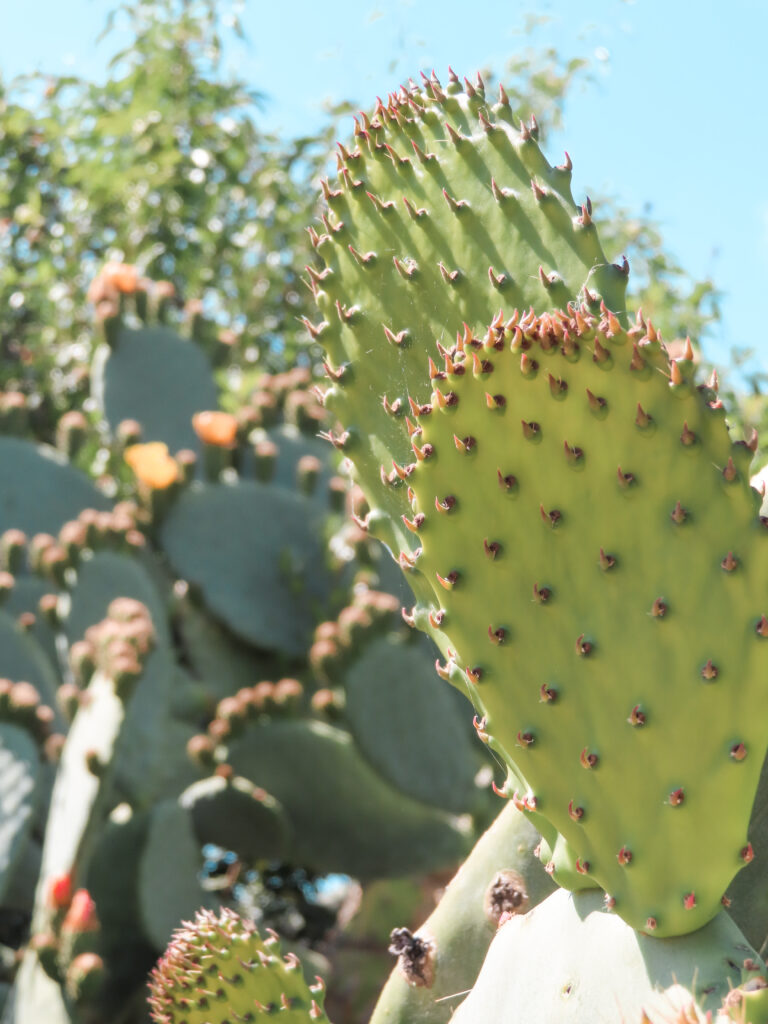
left=309, top=70, right=768, bottom=937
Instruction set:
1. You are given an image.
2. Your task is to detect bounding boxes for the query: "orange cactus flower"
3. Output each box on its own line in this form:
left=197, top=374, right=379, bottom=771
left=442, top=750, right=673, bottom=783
left=100, top=262, right=140, bottom=294
left=192, top=411, right=239, bottom=448
left=125, top=443, right=179, bottom=490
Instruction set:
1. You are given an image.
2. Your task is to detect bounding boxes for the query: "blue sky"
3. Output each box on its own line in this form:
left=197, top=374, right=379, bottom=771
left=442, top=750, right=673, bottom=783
left=2, top=0, right=767, bottom=378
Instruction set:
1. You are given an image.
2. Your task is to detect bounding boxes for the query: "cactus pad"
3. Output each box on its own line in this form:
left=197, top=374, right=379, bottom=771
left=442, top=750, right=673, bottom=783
left=336, top=305, right=768, bottom=936
left=0, top=437, right=110, bottom=536
left=148, top=908, right=331, bottom=1024
left=449, top=888, right=768, bottom=1024
left=159, top=481, right=333, bottom=656
left=309, top=72, right=627, bottom=555
left=91, top=323, right=218, bottom=453
left=226, top=718, right=472, bottom=879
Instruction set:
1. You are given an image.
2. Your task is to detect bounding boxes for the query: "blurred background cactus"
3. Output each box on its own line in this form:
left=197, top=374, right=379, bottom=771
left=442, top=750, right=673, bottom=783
left=2, top=2, right=768, bottom=1024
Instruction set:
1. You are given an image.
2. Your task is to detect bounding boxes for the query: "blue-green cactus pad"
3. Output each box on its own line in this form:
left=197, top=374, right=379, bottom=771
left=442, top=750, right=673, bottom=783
left=226, top=718, right=472, bottom=879
left=91, top=323, right=218, bottom=453
left=344, top=632, right=482, bottom=814
left=0, top=437, right=109, bottom=537
left=159, top=481, right=333, bottom=656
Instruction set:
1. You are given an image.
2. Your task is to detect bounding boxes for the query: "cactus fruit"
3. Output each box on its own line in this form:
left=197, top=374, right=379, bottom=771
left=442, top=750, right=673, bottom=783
left=311, top=76, right=768, bottom=938
left=148, top=908, right=331, bottom=1024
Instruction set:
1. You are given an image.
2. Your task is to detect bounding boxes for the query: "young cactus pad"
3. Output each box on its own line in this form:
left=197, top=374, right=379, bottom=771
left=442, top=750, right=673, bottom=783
left=319, top=300, right=768, bottom=938
left=148, top=908, right=330, bottom=1023
left=307, top=70, right=627, bottom=558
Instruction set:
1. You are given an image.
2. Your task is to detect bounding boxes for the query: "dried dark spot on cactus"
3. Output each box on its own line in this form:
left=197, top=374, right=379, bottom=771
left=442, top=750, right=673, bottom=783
left=580, top=748, right=598, bottom=769
left=516, top=731, right=534, bottom=747
left=444, top=391, right=459, bottom=406
left=617, top=846, right=633, bottom=866
left=453, top=434, right=476, bottom=452
left=436, top=571, right=459, bottom=590
left=635, top=404, right=653, bottom=429
left=564, top=441, right=584, bottom=465
left=721, top=552, right=739, bottom=572
left=731, top=743, right=747, bottom=761
left=575, top=858, right=590, bottom=875
left=520, top=353, right=538, bottom=378
left=651, top=598, right=668, bottom=618
left=466, top=666, right=483, bottom=684
left=540, top=506, right=562, bottom=528
left=548, top=374, right=567, bottom=398
left=435, top=495, right=456, bottom=513
left=670, top=501, right=688, bottom=525
left=680, top=422, right=697, bottom=446
left=723, top=457, right=738, bottom=482
left=483, top=538, right=501, bottom=559
left=388, top=928, right=436, bottom=989
left=617, top=467, right=635, bottom=488
left=568, top=800, right=584, bottom=821
left=497, top=469, right=517, bottom=491
left=598, top=548, right=617, bottom=571
left=668, top=788, right=685, bottom=806
left=575, top=634, right=593, bottom=656
left=586, top=389, right=607, bottom=413
left=484, top=870, right=529, bottom=925
left=741, top=843, right=754, bottom=863
left=485, top=392, right=506, bottom=409
left=628, top=705, right=646, bottom=727
left=701, top=660, right=719, bottom=681
left=756, top=615, right=768, bottom=637
left=521, top=420, right=540, bottom=440
left=540, top=683, right=557, bottom=702
left=533, top=583, right=551, bottom=603
left=488, top=626, right=506, bottom=645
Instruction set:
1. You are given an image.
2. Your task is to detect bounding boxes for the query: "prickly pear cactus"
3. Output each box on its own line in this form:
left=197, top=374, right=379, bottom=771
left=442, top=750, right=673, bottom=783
left=148, top=908, right=331, bottom=1024
left=310, top=75, right=768, bottom=938
left=306, top=70, right=628, bottom=558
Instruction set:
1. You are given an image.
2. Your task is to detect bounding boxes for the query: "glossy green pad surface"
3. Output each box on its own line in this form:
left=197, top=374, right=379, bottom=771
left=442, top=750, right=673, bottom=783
left=387, top=308, right=768, bottom=936
left=310, top=72, right=626, bottom=557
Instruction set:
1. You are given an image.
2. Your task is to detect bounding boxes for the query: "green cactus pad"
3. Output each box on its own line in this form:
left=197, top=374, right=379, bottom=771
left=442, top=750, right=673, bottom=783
left=3, top=574, right=61, bottom=671
left=0, top=724, right=41, bottom=904
left=227, top=719, right=472, bottom=879
left=727, top=749, right=768, bottom=953
left=173, top=590, right=284, bottom=703
left=0, top=437, right=110, bottom=537
left=448, top=888, right=767, bottom=1024
left=310, top=72, right=626, bottom=556
left=138, top=799, right=220, bottom=951
left=0, top=608, right=61, bottom=715
left=348, top=306, right=768, bottom=935
left=65, top=551, right=178, bottom=805
left=343, top=631, right=482, bottom=814
left=149, top=908, right=331, bottom=1024
left=179, top=773, right=291, bottom=862
left=159, top=481, right=333, bottom=656
left=370, top=801, right=555, bottom=1024
left=91, top=323, right=218, bottom=453
left=85, top=807, right=157, bottom=998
